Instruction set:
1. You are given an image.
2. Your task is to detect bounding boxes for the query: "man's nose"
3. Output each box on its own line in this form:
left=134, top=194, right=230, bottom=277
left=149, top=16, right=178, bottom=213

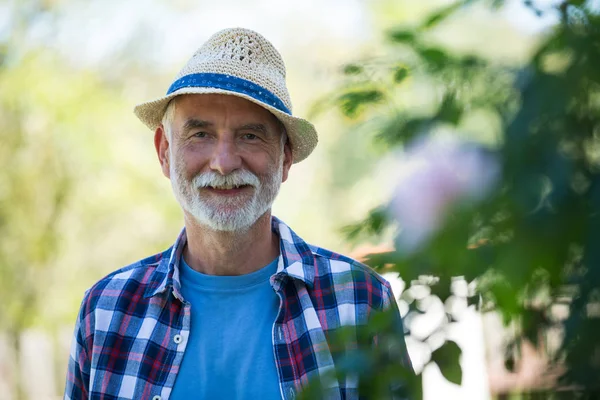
left=209, top=138, right=242, bottom=175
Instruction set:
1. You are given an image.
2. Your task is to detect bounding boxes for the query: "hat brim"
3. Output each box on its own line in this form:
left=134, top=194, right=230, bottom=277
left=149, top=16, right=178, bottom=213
left=133, top=88, right=318, bottom=164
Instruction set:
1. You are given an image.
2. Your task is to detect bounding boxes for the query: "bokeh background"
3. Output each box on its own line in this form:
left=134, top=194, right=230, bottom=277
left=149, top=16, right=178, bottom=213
left=1, top=0, right=597, bottom=399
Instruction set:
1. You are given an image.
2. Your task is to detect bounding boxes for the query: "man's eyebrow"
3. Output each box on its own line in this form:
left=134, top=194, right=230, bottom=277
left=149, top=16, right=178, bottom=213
left=237, top=123, right=269, bottom=134
left=182, top=118, right=213, bottom=131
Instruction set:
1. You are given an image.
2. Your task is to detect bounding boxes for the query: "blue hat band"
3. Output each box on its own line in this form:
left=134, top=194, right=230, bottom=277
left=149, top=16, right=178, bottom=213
left=166, top=73, right=291, bottom=115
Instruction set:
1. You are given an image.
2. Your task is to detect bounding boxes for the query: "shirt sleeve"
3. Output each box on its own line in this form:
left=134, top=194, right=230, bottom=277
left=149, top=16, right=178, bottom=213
left=64, top=294, right=91, bottom=400
left=381, top=283, right=413, bottom=372
left=376, top=283, right=415, bottom=399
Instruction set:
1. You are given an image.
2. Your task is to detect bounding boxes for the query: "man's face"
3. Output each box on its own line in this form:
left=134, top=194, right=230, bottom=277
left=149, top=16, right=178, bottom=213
left=157, top=94, right=292, bottom=232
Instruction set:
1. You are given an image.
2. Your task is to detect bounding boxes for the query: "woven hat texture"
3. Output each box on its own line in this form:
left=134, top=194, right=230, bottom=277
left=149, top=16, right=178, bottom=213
left=134, top=28, right=318, bottom=163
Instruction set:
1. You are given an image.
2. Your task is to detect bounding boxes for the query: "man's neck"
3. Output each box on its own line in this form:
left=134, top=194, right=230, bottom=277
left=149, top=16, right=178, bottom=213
left=182, top=212, right=279, bottom=276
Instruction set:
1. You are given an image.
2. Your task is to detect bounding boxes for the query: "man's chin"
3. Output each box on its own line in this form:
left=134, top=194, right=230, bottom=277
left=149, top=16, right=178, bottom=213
left=201, top=198, right=253, bottom=213
left=196, top=213, right=256, bottom=232
left=188, top=203, right=254, bottom=228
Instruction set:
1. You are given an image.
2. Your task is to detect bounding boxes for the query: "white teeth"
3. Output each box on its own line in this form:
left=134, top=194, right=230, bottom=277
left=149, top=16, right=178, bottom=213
left=210, top=184, right=240, bottom=190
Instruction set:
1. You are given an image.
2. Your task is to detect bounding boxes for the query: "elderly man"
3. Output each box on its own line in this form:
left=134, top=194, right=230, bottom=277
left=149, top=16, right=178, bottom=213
left=65, top=28, right=411, bottom=400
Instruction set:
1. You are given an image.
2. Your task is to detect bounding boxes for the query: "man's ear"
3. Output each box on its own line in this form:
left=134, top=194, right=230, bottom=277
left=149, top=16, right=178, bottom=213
left=281, top=140, right=293, bottom=183
left=154, top=125, right=170, bottom=179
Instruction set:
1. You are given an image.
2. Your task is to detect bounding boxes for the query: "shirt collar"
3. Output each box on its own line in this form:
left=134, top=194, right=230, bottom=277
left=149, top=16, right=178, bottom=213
left=143, top=228, right=187, bottom=299
left=271, top=216, right=316, bottom=287
left=144, top=216, right=316, bottom=298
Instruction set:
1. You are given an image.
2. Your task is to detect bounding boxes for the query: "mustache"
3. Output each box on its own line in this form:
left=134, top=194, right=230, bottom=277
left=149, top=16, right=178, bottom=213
left=192, top=170, right=261, bottom=189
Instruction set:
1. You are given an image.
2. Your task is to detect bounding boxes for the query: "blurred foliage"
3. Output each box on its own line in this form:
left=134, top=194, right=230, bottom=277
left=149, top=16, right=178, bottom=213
left=0, top=1, right=184, bottom=397
left=312, top=0, right=600, bottom=398
left=299, top=308, right=422, bottom=400
left=0, top=53, right=73, bottom=332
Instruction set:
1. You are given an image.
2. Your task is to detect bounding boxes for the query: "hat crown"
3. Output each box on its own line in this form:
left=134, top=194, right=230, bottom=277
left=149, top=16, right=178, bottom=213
left=174, top=28, right=292, bottom=112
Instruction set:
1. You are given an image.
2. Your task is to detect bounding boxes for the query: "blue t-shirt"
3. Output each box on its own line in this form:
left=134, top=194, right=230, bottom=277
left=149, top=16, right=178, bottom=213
left=170, top=255, right=281, bottom=400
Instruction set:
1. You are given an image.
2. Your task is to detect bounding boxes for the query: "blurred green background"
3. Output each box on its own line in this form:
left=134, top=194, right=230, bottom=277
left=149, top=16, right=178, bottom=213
left=2, top=0, right=597, bottom=399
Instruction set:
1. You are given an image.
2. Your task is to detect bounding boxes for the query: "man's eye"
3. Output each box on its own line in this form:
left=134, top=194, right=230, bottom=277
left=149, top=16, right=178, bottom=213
left=193, top=132, right=207, bottom=138
left=243, top=133, right=257, bottom=140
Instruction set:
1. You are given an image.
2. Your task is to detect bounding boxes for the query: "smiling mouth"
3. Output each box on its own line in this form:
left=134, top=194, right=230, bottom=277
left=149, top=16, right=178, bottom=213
left=208, top=184, right=250, bottom=190
left=203, top=184, right=253, bottom=194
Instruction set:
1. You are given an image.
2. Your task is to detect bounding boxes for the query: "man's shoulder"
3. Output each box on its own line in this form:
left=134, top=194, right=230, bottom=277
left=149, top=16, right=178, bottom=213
left=81, top=248, right=172, bottom=310
left=308, top=244, right=390, bottom=284
left=306, top=244, right=393, bottom=309
left=275, top=217, right=391, bottom=290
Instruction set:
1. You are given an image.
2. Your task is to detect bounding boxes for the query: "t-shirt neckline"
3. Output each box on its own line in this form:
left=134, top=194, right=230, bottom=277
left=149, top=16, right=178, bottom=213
left=179, top=255, right=279, bottom=290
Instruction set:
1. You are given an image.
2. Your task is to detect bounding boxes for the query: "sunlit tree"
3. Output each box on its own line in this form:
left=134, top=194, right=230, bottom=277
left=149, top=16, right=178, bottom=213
left=310, top=0, right=600, bottom=398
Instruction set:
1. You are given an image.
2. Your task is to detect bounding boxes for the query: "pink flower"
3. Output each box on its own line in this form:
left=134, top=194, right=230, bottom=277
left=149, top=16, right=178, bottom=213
left=389, top=134, right=500, bottom=253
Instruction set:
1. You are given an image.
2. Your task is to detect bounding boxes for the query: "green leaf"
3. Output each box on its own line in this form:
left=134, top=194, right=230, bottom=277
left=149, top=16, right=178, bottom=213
left=341, top=206, right=390, bottom=243
left=429, top=277, right=452, bottom=302
left=460, top=55, right=484, bottom=69
left=431, top=341, right=463, bottom=385
left=388, top=29, right=417, bottom=44
left=467, top=295, right=480, bottom=308
left=337, top=89, right=384, bottom=118
left=421, top=2, right=464, bottom=30
left=504, top=353, right=516, bottom=372
left=522, top=308, right=548, bottom=347
left=377, top=116, right=432, bottom=145
left=343, top=63, right=363, bottom=75
left=416, top=47, right=450, bottom=70
left=435, top=92, right=463, bottom=125
left=393, top=67, right=409, bottom=83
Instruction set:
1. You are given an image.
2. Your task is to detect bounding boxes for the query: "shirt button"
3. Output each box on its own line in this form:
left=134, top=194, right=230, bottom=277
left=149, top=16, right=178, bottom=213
left=152, top=396, right=161, bottom=400
left=173, top=334, right=183, bottom=344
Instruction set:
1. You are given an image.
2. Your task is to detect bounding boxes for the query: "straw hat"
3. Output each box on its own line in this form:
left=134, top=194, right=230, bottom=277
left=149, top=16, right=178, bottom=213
left=134, top=28, right=318, bottom=163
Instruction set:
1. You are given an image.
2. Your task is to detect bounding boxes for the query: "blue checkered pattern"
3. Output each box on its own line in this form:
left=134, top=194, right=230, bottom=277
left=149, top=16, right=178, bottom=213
left=64, top=217, right=411, bottom=399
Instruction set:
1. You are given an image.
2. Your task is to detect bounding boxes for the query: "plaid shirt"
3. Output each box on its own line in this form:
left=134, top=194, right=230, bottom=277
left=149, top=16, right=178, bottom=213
left=65, top=217, right=411, bottom=400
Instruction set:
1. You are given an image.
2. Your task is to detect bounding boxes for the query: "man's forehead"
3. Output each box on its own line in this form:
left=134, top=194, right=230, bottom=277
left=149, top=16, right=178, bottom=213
left=174, top=94, right=277, bottom=122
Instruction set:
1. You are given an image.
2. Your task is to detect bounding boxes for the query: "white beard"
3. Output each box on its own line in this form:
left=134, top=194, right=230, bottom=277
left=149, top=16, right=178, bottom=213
left=170, top=153, right=283, bottom=232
